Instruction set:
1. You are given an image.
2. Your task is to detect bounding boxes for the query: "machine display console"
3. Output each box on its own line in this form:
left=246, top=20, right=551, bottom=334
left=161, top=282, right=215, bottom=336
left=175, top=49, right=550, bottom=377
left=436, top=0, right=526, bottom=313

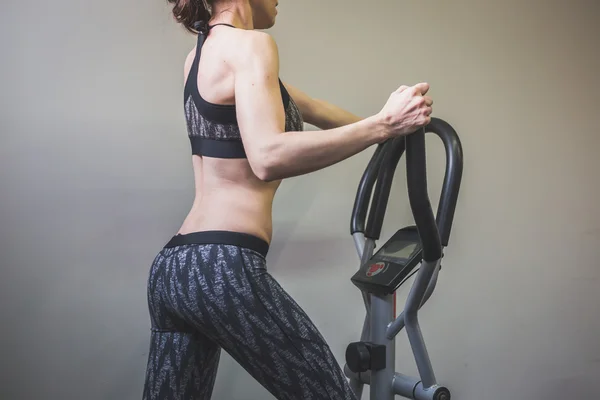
left=351, top=226, right=423, bottom=296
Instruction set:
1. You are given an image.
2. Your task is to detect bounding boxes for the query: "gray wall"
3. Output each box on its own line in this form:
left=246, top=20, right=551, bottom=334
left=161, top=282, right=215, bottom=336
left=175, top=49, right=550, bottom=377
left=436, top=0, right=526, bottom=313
left=1, top=0, right=599, bottom=399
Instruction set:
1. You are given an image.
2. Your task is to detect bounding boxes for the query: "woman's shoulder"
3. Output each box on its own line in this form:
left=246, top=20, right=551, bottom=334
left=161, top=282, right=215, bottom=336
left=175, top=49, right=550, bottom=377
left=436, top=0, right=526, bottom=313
left=232, top=30, right=279, bottom=67
left=183, top=29, right=279, bottom=79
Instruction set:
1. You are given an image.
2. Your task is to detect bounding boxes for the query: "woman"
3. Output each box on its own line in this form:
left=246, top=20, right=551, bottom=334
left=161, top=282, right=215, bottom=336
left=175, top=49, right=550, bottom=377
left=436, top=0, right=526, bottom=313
left=143, top=0, right=433, bottom=399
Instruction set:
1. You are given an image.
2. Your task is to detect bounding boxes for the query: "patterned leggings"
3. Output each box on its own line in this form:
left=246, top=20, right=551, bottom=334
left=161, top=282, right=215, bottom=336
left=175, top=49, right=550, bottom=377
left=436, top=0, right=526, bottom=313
left=142, top=231, right=357, bottom=400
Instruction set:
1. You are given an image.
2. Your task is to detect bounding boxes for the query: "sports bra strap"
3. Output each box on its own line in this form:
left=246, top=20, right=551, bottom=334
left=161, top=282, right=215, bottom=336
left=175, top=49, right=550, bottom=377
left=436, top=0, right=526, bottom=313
left=192, top=21, right=236, bottom=36
left=208, top=23, right=236, bottom=30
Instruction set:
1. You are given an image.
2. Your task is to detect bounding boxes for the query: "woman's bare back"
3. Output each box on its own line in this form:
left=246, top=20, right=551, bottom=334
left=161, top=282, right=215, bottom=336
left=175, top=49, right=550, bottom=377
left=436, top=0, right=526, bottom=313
left=177, top=26, right=285, bottom=244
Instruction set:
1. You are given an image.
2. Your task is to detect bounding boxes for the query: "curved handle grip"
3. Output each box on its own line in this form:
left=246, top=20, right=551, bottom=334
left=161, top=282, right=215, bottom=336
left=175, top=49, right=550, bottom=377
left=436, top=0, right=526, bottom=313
left=425, top=118, right=463, bottom=246
left=350, top=143, right=388, bottom=234
left=406, top=128, right=442, bottom=262
left=364, top=138, right=406, bottom=239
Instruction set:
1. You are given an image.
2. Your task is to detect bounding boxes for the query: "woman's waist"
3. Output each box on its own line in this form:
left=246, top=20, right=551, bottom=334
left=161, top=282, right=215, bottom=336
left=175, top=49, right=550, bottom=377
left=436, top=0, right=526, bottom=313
left=165, top=230, right=270, bottom=259
left=180, top=195, right=275, bottom=243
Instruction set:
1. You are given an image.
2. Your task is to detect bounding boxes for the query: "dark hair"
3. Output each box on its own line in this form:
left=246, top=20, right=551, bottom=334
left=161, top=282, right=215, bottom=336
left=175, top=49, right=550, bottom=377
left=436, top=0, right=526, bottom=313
left=167, top=0, right=212, bottom=33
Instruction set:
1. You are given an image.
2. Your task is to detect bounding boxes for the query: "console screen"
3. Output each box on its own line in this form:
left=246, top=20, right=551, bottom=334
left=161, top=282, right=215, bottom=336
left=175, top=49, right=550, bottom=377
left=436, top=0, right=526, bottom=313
left=378, top=241, right=418, bottom=261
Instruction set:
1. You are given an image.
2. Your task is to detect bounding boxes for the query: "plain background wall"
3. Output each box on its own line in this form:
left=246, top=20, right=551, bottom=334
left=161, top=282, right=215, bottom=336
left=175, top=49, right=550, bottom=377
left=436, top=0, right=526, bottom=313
left=1, top=0, right=599, bottom=399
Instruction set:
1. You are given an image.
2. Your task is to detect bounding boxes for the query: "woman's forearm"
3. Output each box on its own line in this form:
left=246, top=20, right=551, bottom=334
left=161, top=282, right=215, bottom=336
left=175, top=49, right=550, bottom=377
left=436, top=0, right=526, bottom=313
left=259, top=115, right=385, bottom=181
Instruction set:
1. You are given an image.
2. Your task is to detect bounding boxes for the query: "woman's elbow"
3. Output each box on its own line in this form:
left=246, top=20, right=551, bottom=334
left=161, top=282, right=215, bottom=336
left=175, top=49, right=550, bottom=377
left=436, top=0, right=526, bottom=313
left=248, top=144, right=281, bottom=182
left=252, top=162, right=277, bottom=182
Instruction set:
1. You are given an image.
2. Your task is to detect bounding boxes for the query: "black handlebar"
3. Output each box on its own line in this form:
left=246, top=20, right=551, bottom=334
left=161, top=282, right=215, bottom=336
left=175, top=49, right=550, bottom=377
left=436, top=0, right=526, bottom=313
left=365, top=138, right=405, bottom=239
left=350, top=117, right=463, bottom=260
left=426, top=118, right=463, bottom=246
left=406, top=129, right=442, bottom=261
left=350, top=143, right=387, bottom=235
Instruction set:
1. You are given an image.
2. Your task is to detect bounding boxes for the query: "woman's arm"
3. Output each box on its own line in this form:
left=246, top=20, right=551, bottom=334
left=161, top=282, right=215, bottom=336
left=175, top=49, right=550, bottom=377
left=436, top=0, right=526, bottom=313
left=282, top=82, right=363, bottom=129
left=233, top=33, right=386, bottom=182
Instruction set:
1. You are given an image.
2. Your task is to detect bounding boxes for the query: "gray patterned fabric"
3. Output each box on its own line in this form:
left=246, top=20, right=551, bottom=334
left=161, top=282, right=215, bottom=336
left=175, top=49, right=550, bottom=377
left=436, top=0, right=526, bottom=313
left=184, top=96, right=240, bottom=140
left=142, top=242, right=357, bottom=400
left=184, top=87, right=304, bottom=141
left=284, top=94, right=304, bottom=133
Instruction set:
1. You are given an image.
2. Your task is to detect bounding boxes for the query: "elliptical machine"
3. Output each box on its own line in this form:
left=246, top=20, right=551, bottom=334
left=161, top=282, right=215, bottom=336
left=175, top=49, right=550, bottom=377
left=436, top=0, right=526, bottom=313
left=344, top=118, right=463, bottom=400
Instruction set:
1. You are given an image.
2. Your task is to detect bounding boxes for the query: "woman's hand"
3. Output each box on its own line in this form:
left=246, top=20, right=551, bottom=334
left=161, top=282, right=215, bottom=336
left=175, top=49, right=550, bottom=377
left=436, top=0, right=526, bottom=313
left=378, top=83, right=433, bottom=139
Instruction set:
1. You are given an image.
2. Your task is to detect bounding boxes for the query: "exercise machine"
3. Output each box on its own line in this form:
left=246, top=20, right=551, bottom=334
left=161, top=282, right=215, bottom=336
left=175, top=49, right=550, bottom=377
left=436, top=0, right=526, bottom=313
left=345, top=118, right=463, bottom=400
left=344, top=118, right=463, bottom=400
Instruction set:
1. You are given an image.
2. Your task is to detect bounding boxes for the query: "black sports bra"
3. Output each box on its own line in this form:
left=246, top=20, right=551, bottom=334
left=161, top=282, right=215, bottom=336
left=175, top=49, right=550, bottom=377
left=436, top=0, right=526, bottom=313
left=183, top=23, right=304, bottom=159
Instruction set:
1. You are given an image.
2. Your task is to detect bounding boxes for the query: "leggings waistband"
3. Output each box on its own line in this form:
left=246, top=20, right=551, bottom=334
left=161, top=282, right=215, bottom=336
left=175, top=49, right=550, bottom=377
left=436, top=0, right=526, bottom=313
left=165, top=230, right=270, bottom=258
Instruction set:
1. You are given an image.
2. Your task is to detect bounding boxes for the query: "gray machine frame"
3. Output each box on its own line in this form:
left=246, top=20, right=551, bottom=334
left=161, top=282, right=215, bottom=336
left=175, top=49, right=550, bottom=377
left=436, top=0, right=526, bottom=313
left=344, top=118, right=463, bottom=400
